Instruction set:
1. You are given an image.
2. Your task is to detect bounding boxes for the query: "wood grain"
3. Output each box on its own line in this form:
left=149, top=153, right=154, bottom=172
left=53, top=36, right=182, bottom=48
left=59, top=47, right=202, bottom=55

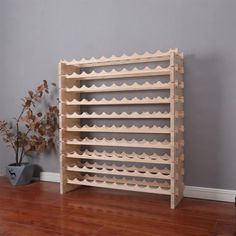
left=0, top=177, right=235, bottom=236
left=59, top=50, right=184, bottom=208
left=62, top=49, right=182, bottom=68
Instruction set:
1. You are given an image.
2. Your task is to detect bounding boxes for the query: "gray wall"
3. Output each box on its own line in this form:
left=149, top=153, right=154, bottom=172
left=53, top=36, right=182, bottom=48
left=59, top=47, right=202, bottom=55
left=0, top=0, right=235, bottom=189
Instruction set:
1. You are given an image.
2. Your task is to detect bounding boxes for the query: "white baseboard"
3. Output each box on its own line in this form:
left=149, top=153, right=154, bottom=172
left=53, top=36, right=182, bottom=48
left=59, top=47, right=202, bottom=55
left=40, top=172, right=60, bottom=183
left=184, top=186, right=236, bottom=203
left=40, top=172, right=236, bottom=203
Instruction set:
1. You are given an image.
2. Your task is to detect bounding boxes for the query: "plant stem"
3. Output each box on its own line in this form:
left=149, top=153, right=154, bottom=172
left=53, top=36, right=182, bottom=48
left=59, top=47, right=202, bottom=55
left=18, top=128, right=31, bottom=165
left=16, top=122, right=19, bottom=165
left=15, top=106, right=26, bottom=165
left=19, top=146, right=25, bottom=165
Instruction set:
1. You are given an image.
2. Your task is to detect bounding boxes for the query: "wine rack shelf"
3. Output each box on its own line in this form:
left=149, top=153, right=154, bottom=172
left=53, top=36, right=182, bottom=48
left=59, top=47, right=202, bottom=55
left=59, top=48, right=184, bottom=208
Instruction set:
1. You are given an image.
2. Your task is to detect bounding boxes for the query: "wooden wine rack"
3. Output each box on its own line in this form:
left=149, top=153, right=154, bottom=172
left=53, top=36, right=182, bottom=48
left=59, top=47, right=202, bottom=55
left=59, top=49, right=184, bottom=208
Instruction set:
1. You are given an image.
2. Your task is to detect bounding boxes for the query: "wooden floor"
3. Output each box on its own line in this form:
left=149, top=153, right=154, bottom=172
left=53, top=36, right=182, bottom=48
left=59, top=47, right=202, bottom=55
left=0, top=177, right=235, bottom=236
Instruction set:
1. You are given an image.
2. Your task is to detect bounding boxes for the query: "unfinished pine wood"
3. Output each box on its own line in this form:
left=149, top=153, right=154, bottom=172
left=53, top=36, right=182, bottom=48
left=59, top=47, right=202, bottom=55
left=62, top=48, right=183, bottom=67
left=66, top=137, right=172, bottom=149
left=59, top=48, right=184, bottom=208
left=65, top=111, right=175, bottom=119
left=59, top=62, right=82, bottom=194
left=64, top=96, right=178, bottom=106
left=169, top=52, right=184, bottom=208
left=65, top=124, right=172, bottom=134
left=65, top=81, right=173, bottom=93
left=82, top=174, right=171, bottom=188
left=66, top=150, right=173, bottom=164
left=67, top=162, right=171, bottom=179
left=64, top=65, right=172, bottom=80
left=67, top=176, right=171, bottom=195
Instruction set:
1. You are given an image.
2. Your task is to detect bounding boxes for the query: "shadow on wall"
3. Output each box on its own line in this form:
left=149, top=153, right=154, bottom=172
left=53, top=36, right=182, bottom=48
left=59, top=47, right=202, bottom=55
left=184, top=53, right=221, bottom=188
left=32, top=164, right=43, bottom=179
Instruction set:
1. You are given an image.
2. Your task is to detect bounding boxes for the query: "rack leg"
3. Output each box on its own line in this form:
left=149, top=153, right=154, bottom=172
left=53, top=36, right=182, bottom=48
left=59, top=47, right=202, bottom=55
left=171, top=183, right=184, bottom=209
left=60, top=165, right=80, bottom=194
left=60, top=182, right=79, bottom=194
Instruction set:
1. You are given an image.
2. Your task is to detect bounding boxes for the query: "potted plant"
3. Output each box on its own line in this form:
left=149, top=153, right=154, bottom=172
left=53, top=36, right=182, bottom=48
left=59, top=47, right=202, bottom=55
left=0, top=80, right=59, bottom=185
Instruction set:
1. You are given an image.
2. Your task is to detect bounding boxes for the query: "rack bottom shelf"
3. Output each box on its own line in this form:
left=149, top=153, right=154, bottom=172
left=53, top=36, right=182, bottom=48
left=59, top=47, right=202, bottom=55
left=67, top=176, right=171, bottom=195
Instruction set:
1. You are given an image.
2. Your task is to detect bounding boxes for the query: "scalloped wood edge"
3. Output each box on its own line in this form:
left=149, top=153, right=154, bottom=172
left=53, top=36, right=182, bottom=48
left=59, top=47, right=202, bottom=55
left=83, top=174, right=171, bottom=188
left=70, top=161, right=170, bottom=174
left=67, top=176, right=171, bottom=195
left=64, top=96, right=185, bottom=106
left=66, top=137, right=172, bottom=149
left=64, top=65, right=174, bottom=80
left=62, top=48, right=183, bottom=68
left=66, top=149, right=173, bottom=164
left=65, top=124, right=172, bottom=134
left=65, top=111, right=174, bottom=119
left=67, top=162, right=171, bottom=179
left=64, top=81, right=173, bottom=93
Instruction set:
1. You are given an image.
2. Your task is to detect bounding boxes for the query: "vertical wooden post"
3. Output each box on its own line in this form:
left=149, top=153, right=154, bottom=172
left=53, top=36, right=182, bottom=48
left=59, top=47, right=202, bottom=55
left=170, top=52, right=176, bottom=208
left=170, top=51, right=184, bottom=208
left=59, top=61, right=81, bottom=194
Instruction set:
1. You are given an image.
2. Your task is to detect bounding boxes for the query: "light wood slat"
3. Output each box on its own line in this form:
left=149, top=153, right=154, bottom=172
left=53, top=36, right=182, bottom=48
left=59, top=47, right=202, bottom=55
left=65, top=81, right=172, bottom=93
left=83, top=174, right=171, bottom=188
left=65, top=124, right=171, bottom=134
left=64, top=65, right=171, bottom=80
left=66, top=150, right=173, bottom=164
left=73, top=162, right=170, bottom=174
left=61, top=49, right=182, bottom=68
left=65, top=111, right=172, bottom=119
left=64, top=96, right=179, bottom=106
left=67, top=162, right=171, bottom=179
left=66, top=138, right=172, bottom=149
left=67, top=176, right=171, bottom=195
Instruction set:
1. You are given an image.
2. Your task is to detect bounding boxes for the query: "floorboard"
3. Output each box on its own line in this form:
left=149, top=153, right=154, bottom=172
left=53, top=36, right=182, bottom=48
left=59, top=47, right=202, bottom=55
left=0, top=177, right=235, bottom=236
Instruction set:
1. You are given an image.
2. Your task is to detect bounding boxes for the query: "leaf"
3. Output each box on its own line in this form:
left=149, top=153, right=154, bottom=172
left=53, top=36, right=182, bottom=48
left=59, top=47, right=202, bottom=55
left=27, top=109, right=33, bottom=118
left=28, top=90, right=33, bottom=98
left=25, top=99, right=31, bottom=107
left=38, top=127, right=45, bottom=136
left=34, top=122, right=40, bottom=130
left=24, top=144, right=31, bottom=151
left=37, top=84, right=43, bottom=90
left=31, top=115, right=36, bottom=121
left=45, top=125, right=51, bottom=129
left=37, top=112, right=42, bottom=117
left=43, top=80, right=48, bottom=88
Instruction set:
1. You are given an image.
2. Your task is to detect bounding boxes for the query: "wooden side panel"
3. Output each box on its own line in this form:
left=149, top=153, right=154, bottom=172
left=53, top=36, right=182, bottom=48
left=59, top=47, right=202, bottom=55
left=59, top=62, right=81, bottom=194
left=170, top=52, right=184, bottom=208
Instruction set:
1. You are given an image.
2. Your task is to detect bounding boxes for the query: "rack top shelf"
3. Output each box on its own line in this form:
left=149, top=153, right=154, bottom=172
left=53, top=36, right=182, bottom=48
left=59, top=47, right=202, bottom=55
left=60, top=48, right=183, bottom=68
